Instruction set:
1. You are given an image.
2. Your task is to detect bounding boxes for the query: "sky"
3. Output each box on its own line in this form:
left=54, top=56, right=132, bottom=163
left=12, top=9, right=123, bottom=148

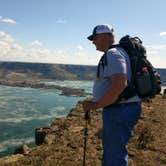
left=0, top=0, right=166, bottom=68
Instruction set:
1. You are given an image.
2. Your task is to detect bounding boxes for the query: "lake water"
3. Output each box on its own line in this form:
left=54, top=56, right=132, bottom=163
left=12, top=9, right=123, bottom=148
left=0, top=81, right=93, bottom=157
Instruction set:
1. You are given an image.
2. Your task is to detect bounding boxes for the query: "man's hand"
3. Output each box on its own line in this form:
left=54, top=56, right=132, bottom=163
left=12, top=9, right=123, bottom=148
left=81, top=100, right=98, bottom=111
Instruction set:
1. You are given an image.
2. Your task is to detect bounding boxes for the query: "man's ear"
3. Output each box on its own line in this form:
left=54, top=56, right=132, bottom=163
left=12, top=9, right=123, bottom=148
left=110, top=34, right=115, bottom=44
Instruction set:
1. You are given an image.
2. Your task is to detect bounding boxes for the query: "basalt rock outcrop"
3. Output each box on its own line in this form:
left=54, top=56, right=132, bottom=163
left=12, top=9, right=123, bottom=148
left=0, top=95, right=166, bottom=166
left=0, top=80, right=90, bottom=97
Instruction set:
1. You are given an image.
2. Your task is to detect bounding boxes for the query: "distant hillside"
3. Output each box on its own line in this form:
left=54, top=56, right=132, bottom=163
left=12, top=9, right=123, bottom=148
left=157, top=68, right=166, bottom=86
left=0, top=62, right=96, bottom=81
left=0, top=61, right=165, bottom=85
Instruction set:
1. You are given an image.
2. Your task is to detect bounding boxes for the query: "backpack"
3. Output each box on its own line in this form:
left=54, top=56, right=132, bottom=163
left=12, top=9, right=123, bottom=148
left=101, top=35, right=161, bottom=100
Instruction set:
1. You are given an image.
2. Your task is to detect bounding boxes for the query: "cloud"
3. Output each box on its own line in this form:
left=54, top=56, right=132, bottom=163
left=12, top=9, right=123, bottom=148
left=3, top=35, right=15, bottom=42
left=0, top=41, right=10, bottom=49
left=0, top=39, right=100, bottom=65
left=0, top=31, right=6, bottom=37
left=147, top=44, right=166, bottom=50
left=0, top=41, right=11, bottom=56
left=56, top=19, right=68, bottom=24
left=146, top=44, right=166, bottom=68
left=0, top=34, right=165, bottom=68
left=31, top=40, right=42, bottom=46
left=76, top=45, right=84, bottom=51
left=0, top=32, right=164, bottom=68
left=160, top=32, right=166, bottom=36
left=30, top=48, right=50, bottom=57
left=2, top=18, right=16, bottom=24
left=0, top=31, right=15, bottom=42
left=11, top=44, right=23, bottom=50
left=0, top=17, right=16, bottom=24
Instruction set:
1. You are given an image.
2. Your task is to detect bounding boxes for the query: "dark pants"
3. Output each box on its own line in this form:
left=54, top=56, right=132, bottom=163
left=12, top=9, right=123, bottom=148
left=102, top=102, right=141, bottom=166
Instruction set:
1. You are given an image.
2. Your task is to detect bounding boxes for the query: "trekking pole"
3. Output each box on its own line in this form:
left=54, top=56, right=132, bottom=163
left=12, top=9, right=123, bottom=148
left=83, top=110, right=91, bottom=166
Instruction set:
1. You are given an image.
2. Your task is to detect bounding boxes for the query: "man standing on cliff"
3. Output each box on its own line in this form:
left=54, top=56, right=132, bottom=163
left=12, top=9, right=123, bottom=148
left=82, top=24, right=142, bottom=166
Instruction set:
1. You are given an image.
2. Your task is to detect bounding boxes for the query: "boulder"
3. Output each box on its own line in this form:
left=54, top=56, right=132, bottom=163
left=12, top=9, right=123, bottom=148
left=14, top=144, right=30, bottom=155
left=35, top=127, right=51, bottom=145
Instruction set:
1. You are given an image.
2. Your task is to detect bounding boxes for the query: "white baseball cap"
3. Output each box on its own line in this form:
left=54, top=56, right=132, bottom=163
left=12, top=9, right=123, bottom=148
left=87, top=24, right=114, bottom=41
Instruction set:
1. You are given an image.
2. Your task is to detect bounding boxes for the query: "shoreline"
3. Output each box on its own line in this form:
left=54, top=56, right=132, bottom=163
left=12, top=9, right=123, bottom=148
left=0, top=79, right=165, bottom=99
left=0, top=80, right=91, bottom=97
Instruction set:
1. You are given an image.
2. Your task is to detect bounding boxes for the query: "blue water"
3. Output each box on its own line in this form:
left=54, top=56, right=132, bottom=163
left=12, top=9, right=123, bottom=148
left=0, top=81, right=93, bottom=157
